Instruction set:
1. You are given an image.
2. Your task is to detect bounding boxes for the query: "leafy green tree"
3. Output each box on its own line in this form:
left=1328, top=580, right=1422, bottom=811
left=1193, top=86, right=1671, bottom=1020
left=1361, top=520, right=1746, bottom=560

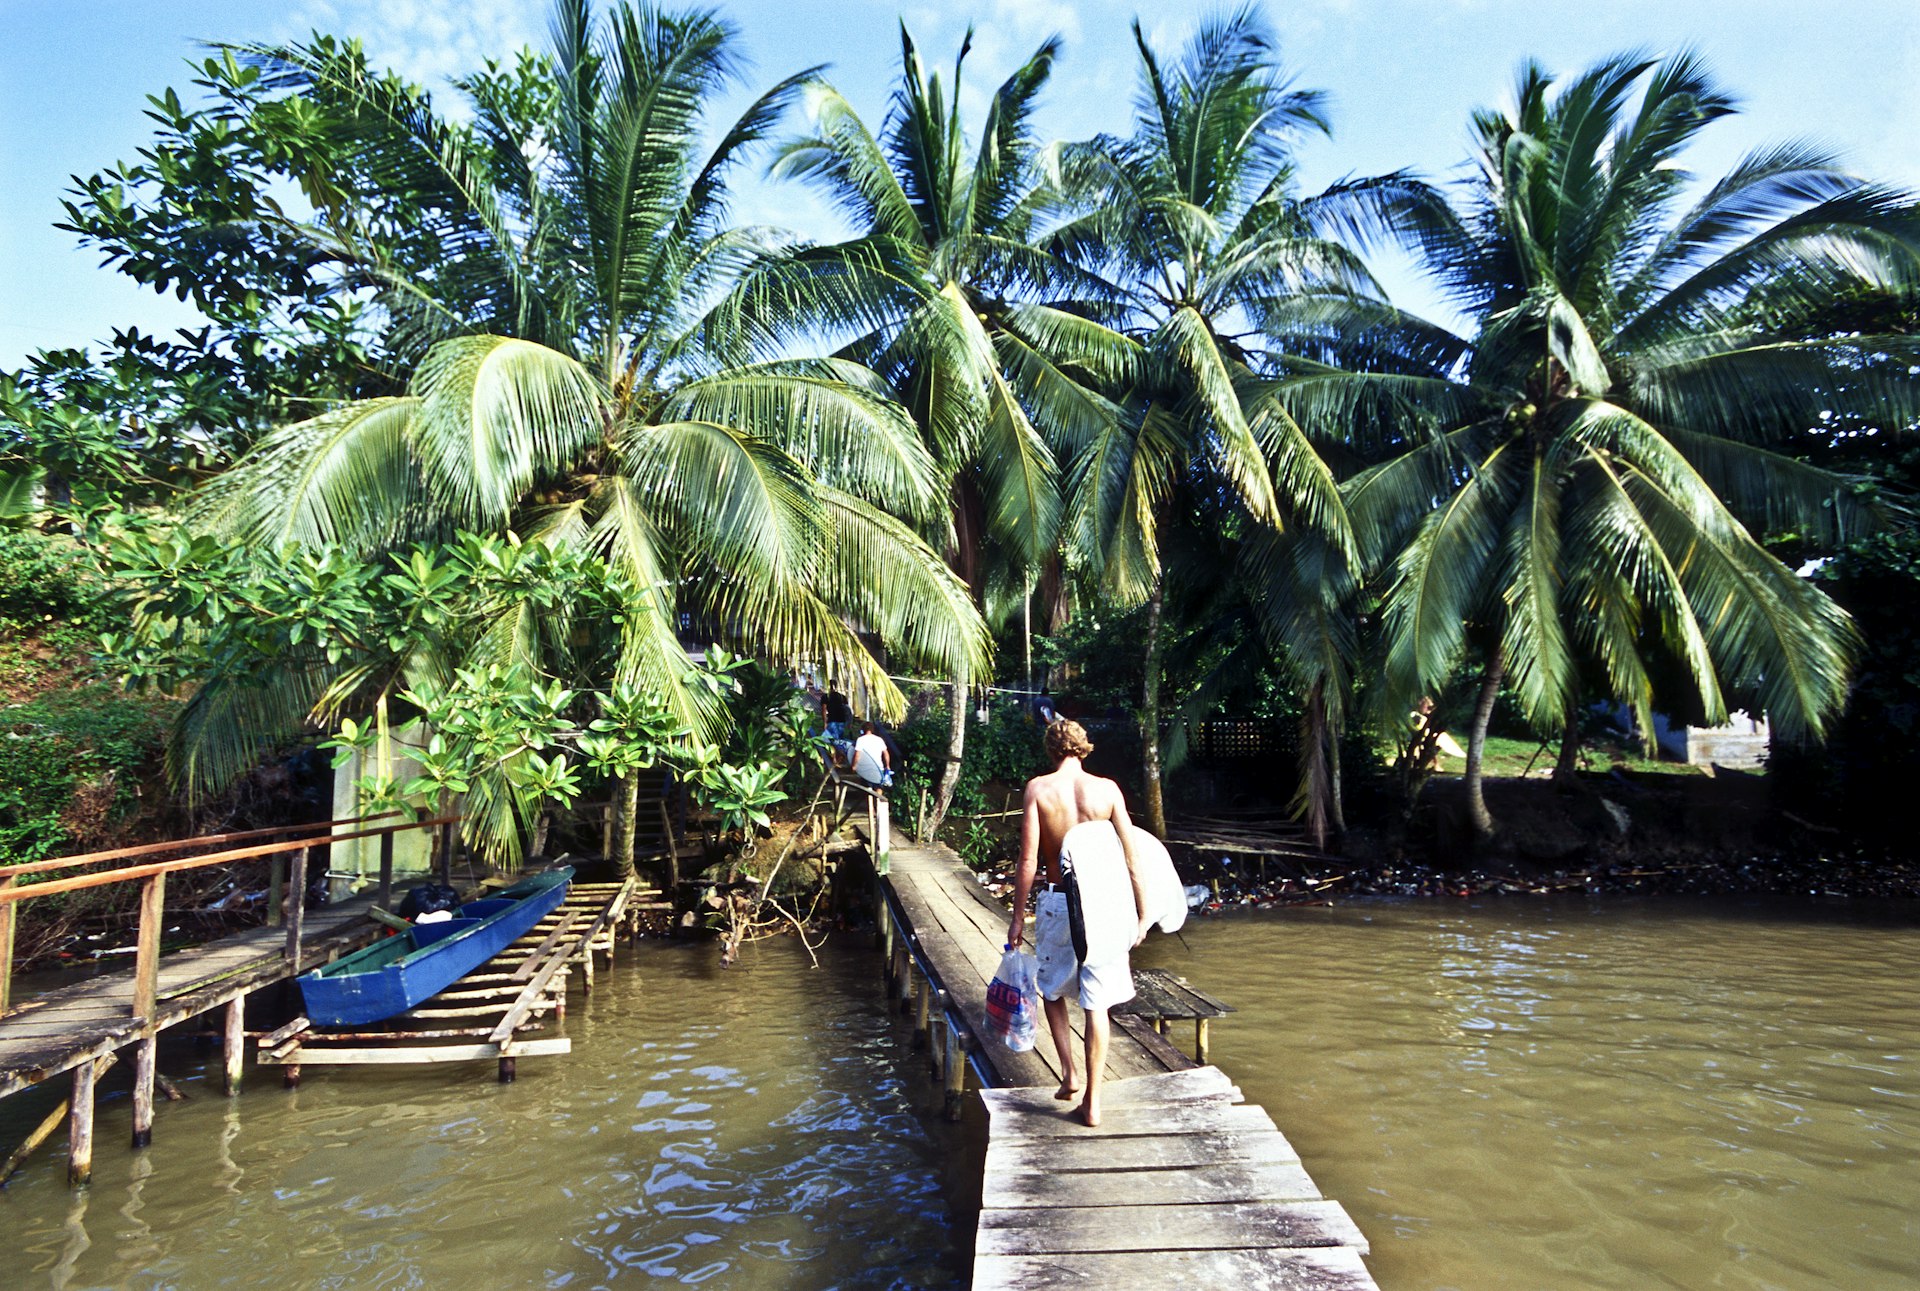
left=165, top=3, right=989, bottom=855
left=1268, top=53, right=1920, bottom=837
left=762, top=27, right=1136, bottom=835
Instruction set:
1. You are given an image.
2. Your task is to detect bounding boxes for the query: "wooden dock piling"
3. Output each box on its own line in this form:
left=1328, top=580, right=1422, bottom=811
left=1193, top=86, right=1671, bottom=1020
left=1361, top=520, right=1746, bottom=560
left=67, top=1060, right=95, bottom=1187
left=223, top=996, right=246, bottom=1096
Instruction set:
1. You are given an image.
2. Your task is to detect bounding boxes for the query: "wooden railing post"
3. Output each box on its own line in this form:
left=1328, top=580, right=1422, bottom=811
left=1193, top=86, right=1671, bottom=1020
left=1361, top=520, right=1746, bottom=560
left=68, top=1059, right=97, bottom=1187
left=0, top=873, right=15, bottom=1018
left=378, top=830, right=395, bottom=910
left=285, top=847, right=308, bottom=968
left=268, top=854, right=285, bottom=926
left=131, top=872, right=165, bottom=1025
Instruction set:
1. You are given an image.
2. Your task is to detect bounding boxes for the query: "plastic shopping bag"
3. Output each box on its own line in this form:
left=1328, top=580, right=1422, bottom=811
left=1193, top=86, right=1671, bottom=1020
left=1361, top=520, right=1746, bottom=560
left=985, top=946, right=1040, bottom=1052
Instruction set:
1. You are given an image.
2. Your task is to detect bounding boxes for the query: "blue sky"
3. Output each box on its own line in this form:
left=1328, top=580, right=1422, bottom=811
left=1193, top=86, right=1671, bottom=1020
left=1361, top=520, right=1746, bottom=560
left=3, top=0, right=1917, bottom=368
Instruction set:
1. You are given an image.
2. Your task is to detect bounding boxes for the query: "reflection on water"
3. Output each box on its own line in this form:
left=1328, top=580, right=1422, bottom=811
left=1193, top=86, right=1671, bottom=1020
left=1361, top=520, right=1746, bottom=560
left=1140, top=897, right=1920, bottom=1291
left=0, top=938, right=964, bottom=1290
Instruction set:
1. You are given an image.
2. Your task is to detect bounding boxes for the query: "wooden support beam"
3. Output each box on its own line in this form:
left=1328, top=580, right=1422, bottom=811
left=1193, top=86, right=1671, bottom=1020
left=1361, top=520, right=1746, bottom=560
left=266, top=1039, right=570, bottom=1065
left=259, top=1015, right=311, bottom=1049
left=131, top=1034, right=158, bottom=1148
left=68, top=1060, right=97, bottom=1187
left=284, top=847, right=308, bottom=967
left=0, top=1055, right=113, bottom=1188
left=131, top=872, right=166, bottom=1025
left=224, top=994, right=246, bottom=1096
left=943, top=1022, right=966, bottom=1122
left=512, top=911, right=578, bottom=982
left=930, top=989, right=951, bottom=1082
left=0, top=873, right=14, bottom=1017
left=378, top=829, right=395, bottom=910
left=491, top=943, right=576, bottom=1052
left=268, top=854, right=285, bottom=926
left=1197, top=1016, right=1211, bottom=1065
left=912, top=975, right=929, bottom=1050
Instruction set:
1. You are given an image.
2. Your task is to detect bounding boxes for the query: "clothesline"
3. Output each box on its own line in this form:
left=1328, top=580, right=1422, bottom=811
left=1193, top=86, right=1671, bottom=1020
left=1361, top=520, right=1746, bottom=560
left=883, top=674, right=1049, bottom=698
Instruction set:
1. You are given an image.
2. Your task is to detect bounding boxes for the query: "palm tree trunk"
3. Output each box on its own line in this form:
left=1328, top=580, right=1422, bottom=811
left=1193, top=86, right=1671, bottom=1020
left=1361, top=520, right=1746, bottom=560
left=1554, top=703, right=1582, bottom=782
left=1298, top=679, right=1330, bottom=850
left=926, top=664, right=968, bottom=839
left=1140, top=577, right=1168, bottom=837
left=1465, top=647, right=1506, bottom=840
left=1328, top=723, right=1346, bottom=835
left=610, top=771, right=640, bottom=879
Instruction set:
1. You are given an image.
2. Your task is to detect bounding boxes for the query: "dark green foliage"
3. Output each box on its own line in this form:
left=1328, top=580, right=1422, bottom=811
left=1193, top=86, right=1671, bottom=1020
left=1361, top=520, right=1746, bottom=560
left=893, top=702, right=1048, bottom=824
left=0, top=686, right=175, bottom=863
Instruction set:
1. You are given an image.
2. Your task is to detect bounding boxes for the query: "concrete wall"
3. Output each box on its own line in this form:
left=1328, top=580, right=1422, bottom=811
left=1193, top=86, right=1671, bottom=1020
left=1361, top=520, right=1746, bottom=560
left=329, top=734, right=434, bottom=897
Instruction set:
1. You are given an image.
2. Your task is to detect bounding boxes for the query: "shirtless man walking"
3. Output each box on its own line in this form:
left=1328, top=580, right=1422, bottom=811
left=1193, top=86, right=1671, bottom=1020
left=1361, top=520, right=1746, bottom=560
left=1006, top=719, right=1152, bottom=1127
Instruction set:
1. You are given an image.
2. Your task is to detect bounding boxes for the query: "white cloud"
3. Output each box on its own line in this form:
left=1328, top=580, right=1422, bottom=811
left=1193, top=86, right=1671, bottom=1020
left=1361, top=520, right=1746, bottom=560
left=280, top=0, right=544, bottom=94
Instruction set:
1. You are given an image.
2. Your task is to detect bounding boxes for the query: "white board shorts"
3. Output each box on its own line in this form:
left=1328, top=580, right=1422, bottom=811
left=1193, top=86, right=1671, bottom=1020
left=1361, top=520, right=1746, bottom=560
left=1033, top=890, right=1135, bottom=1013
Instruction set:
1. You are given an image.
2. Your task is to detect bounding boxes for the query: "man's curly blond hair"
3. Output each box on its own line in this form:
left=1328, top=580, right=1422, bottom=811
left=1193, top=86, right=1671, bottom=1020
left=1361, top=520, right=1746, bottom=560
left=1044, top=717, right=1094, bottom=763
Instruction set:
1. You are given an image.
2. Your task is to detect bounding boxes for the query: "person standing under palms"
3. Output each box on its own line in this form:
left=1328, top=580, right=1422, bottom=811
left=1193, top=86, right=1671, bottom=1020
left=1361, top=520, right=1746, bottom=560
left=1007, top=719, right=1149, bottom=1128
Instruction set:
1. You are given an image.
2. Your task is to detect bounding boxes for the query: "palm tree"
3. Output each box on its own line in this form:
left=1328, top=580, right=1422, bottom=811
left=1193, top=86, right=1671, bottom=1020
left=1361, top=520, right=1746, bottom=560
left=759, top=26, right=1138, bottom=835
left=1265, top=53, right=1920, bottom=837
left=183, top=2, right=991, bottom=863
left=1044, top=10, right=1416, bottom=833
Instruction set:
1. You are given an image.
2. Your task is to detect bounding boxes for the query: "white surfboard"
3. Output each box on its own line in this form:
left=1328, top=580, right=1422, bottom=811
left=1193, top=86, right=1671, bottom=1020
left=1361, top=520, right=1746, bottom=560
left=1130, top=826, right=1187, bottom=935
left=1061, top=821, right=1187, bottom=967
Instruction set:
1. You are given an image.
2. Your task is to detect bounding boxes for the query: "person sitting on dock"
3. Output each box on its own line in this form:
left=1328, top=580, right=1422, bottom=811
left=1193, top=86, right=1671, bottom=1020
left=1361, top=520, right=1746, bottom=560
left=1006, top=718, right=1151, bottom=1128
left=852, top=721, right=893, bottom=790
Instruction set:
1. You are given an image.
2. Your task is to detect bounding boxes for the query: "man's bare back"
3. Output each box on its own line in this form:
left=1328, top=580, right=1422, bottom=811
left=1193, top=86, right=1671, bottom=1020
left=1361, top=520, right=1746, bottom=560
left=1024, top=763, right=1133, bottom=885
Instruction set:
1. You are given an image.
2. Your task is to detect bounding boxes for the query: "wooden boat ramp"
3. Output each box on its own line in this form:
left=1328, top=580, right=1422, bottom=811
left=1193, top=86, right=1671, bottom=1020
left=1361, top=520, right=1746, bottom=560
left=257, top=876, right=641, bottom=1083
left=873, top=837, right=1380, bottom=1290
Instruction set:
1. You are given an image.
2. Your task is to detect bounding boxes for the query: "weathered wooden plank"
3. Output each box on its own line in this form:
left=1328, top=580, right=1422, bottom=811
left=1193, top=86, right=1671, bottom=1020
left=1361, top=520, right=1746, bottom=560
left=513, top=911, right=579, bottom=982
left=986, top=1127, right=1297, bottom=1174
left=1113, top=1011, right=1201, bottom=1072
left=982, top=1065, right=1240, bottom=1115
left=981, top=1161, right=1324, bottom=1211
left=259, top=1038, right=570, bottom=1065
left=490, top=941, right=575, bottom=1050
left=972, top=1245, right=1375, bottom=1291
left=988, top=1101, right=1279, bottom=1141
left=976, top=1200, right=1368, bottom=1256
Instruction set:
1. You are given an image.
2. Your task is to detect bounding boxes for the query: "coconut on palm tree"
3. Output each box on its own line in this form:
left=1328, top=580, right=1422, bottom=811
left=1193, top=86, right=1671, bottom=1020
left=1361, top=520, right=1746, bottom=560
left=1266, top=53, right=1920, bottom=837
left=181, top=2, right=991, bottom=862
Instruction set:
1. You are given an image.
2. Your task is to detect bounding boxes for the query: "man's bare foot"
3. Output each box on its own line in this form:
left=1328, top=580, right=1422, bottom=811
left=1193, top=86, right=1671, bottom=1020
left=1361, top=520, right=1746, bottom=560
left=1053, top=1077, right=1082, bottom=1101
left=1078, top=1094, right=1101, bottom=1128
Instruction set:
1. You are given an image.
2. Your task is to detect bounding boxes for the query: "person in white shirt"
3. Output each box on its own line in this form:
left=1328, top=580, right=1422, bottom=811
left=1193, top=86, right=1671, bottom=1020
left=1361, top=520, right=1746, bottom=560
left=851, top=722, right=892, bottom=789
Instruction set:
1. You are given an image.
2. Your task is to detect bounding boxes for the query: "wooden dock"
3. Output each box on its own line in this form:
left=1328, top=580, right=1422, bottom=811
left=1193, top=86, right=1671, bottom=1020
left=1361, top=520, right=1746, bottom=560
left=0, top=892, right=387, bottom=1103
left=875, top=842, right=1379, bottom=1290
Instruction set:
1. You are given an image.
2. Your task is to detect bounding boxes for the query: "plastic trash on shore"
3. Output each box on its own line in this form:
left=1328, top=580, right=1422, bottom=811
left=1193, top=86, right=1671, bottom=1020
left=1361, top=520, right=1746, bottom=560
left=1184, top=883, right=1212, bottom=909
left=986, top=947, right=1040, bottom=1052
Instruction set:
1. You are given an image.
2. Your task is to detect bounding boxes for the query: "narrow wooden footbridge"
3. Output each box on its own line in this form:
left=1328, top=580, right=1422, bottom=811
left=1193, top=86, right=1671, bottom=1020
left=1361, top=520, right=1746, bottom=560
left=874, top=840, right=1379, bottom=1290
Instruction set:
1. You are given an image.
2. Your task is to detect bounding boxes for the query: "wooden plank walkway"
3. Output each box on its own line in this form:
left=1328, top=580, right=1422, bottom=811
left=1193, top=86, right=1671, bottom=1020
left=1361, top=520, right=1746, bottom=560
left=0, top=894, right=386, bottom=1100
left=876, top=843, right=1379, bottom=1290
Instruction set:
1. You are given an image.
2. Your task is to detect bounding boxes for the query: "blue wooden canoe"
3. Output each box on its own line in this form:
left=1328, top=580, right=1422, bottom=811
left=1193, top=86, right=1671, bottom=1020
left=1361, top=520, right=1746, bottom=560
left=298, top=867, right=574, bottom=1026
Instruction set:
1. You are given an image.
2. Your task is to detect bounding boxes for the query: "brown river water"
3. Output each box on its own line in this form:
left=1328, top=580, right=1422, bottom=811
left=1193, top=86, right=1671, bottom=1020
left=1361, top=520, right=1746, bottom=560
left=1135, top=897, right=1920, bottom=1290
left=0, top=897, right=1914, bottom=1289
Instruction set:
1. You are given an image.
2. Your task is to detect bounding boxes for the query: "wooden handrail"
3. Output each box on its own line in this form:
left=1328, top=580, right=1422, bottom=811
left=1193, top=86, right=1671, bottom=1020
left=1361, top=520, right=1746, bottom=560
left=0, top=816, right=459, bottom=906
left=0, top=812, right=403, bottom=880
